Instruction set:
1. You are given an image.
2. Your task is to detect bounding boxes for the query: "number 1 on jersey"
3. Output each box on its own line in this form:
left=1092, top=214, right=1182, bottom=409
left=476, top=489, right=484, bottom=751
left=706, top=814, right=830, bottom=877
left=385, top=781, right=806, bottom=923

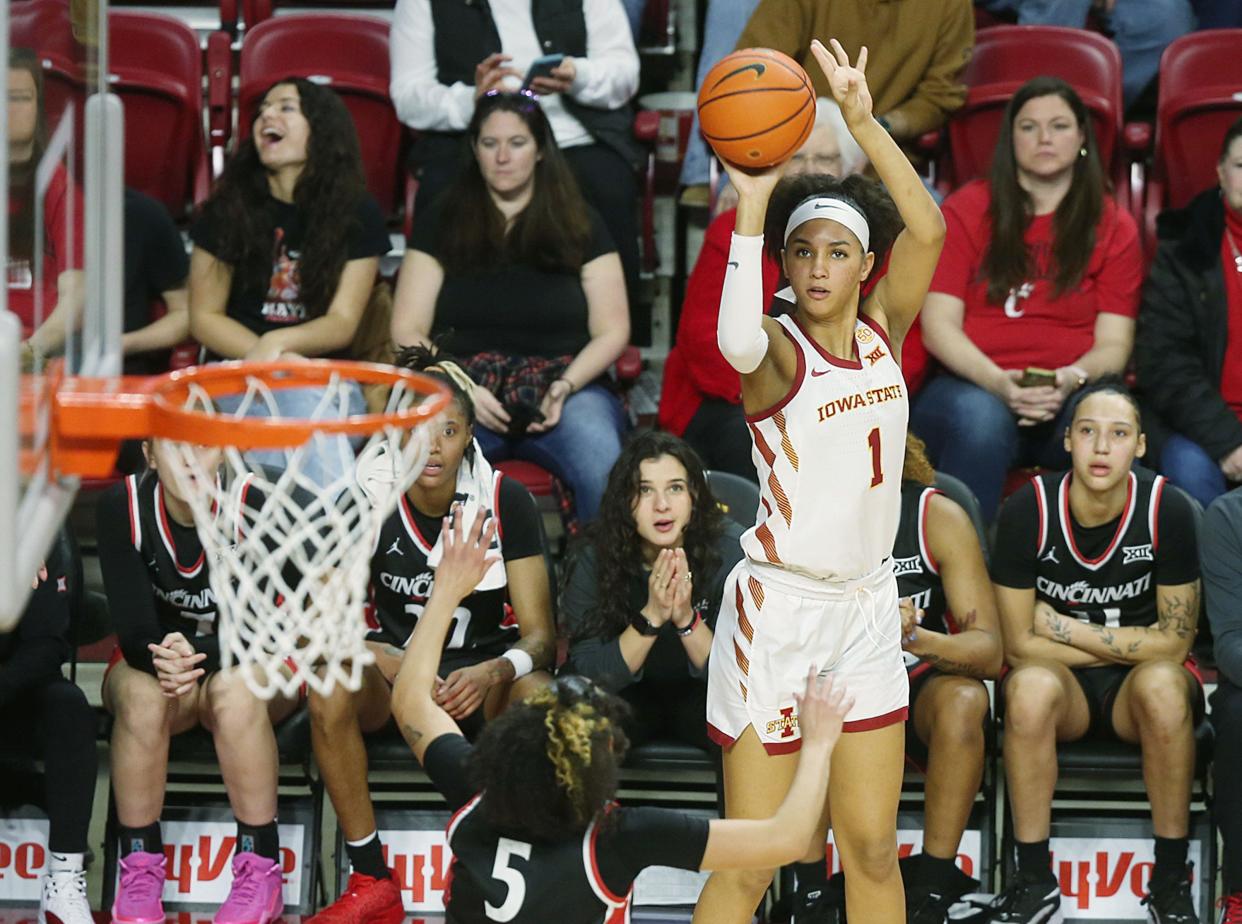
left=867, top=427, right=883, bottom=488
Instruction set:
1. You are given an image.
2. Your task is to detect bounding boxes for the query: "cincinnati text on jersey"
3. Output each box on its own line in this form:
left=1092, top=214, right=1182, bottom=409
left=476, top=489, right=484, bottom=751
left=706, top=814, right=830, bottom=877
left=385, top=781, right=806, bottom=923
left=1036, top=572, right=1152, bottom=607
left=380, top=569, right=435, bottom=599
left=152, top=584, right=216, bottom=612
left=815, top=383, right=905, bottom=423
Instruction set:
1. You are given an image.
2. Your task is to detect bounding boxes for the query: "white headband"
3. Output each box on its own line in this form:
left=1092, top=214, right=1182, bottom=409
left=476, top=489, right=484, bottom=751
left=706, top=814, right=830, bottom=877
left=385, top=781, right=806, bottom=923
left=783, top=196, right=870, bottom=253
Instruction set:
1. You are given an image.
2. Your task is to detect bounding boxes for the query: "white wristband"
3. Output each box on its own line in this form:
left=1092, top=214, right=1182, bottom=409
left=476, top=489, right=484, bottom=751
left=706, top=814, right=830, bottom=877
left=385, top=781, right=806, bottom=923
left=501, top=649, right=533, bottom=679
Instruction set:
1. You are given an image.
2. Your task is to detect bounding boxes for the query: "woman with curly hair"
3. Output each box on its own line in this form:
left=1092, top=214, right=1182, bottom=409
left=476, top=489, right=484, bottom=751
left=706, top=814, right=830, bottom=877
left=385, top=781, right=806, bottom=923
left=389, top=510, right=854, bottom=924
left=560, top=430, right=743, bottom=750
left=188, top=78, right=390, bottom=482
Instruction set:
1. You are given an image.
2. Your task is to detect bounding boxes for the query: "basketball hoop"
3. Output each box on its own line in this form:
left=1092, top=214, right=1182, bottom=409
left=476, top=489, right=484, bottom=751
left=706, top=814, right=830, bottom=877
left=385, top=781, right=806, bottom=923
left=45, top=360, right=451, bottom=699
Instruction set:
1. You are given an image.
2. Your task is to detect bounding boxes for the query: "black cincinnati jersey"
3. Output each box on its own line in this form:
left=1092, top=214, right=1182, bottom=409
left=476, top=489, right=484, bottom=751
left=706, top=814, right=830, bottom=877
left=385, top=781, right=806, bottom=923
left=992, top=468, right=1199, bottom=629
left=367, top=474, right=542, bottom=656
left=423, top=734, right=710, bottom=924
left=893, top=482, right=950, bottom=637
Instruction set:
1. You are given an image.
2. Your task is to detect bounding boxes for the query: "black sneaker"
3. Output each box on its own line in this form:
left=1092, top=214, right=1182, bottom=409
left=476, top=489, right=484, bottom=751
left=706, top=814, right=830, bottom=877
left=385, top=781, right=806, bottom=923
left=903, top=861, right=980, bottom=924
left=792, top=873, right=847, bottom=924
left=1142, top=865, right=1199, bottom=923
left=979, top=876, right=1062, bottom=923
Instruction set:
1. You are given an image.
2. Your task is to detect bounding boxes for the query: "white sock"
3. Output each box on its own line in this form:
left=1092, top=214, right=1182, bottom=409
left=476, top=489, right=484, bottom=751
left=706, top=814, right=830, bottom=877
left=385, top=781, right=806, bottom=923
left=48, top=852, right=85, bottom=874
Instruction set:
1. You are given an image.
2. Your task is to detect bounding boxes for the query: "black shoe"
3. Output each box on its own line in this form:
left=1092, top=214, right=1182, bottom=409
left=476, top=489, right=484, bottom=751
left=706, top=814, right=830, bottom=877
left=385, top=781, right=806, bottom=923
left=1143, top=865, right=1199, bottom=923
left=903, top=861, right=980, bottom=924
left=977, top=876, right=1062, bottom=923
left=792, top=873, right=846, bottom=924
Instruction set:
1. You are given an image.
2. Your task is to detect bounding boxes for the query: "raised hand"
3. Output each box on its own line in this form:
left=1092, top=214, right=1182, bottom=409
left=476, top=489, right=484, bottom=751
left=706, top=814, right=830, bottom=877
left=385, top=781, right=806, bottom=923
left=809, top=39, right=873, bottom=128
left=434, top=503, right=500, bottom=605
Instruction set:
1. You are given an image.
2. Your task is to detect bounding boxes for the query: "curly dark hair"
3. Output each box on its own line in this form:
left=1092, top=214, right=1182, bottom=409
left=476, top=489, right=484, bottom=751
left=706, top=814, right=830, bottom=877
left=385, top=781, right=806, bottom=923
left=10, top=48, right=47, bottom=263
left=469, top=675, right=630, bottom=841
left=763, top=172, right=904, bottom=269
left=195, top=78, right=367, bottom=320
left=983, top=76, right=1106, bottom=305
left=568, top=431, right=725, bottom=642
left=435, top=92, right=593, bottom=275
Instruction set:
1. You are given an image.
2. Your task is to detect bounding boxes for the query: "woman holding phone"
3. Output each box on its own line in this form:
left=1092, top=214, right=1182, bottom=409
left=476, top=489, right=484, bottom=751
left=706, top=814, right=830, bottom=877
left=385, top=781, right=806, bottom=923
left=914, top=76, right=1142, bottom=522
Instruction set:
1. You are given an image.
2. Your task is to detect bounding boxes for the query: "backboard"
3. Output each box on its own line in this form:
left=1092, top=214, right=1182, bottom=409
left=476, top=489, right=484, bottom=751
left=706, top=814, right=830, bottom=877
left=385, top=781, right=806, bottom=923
left=1, top=0, right=123, bottom=629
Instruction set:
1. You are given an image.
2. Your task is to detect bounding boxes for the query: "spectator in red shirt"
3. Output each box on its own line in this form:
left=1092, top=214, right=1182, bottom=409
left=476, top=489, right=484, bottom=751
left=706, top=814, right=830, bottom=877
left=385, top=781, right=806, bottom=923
left=658, top=99, right=918, bottom=480
left=914, top=76, right=1141, bottom=521
left=9, top=48, right=84, bottom=368
left=1135, top=117, right=1242, bottom=510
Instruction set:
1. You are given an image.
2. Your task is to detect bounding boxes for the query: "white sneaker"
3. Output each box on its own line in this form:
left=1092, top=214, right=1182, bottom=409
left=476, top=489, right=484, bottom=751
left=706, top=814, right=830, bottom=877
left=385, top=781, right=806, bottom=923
left=40, top=866, right=94, bottom=924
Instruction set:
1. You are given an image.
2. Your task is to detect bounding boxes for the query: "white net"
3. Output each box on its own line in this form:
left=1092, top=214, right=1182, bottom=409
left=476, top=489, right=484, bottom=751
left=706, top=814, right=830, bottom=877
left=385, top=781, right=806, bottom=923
left=156, top=368, right=439, bottom=700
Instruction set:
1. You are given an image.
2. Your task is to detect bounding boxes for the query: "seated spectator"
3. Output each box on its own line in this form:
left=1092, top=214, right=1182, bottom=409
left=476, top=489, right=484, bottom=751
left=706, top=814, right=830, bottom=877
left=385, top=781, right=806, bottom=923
left=387, top=509, right=854, bottom=924
left=979, top=0, right=1195, bottom=109
left=9, top=48, right=84, bottom=368
left=0, top=542, right=96, bottom=924
left=391, top=92, right=629, bottom=523
left=121, top=188, right=190, bottom=375
left=659, top=101, right=910, bottom=480
left=915, top=76, right=1141, bottom=522
left=986, top=379, right=1202, bottom=922
left=308, top=350, right=555, bottom=924
left=678, top=0, right=972, bottom=190
left=96, top=440, right=298, bottom=924
left=1202, top=487, right=1242, bottom=923
left=560, top=431, right=742, bottom=753
left=188, top=78, right=390, bottom=486
left=892, top=434, right=1001, bottom=922
left=1135, top=117, right=1242, bottom=510
left=389, top=0, right=642, bottom=302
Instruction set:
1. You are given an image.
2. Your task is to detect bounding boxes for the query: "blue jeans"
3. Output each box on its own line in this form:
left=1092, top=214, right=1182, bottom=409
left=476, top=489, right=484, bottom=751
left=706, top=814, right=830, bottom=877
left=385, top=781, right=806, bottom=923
left=984, top=0, right=1196, bottom=106
left=622, top=0, right=646, bottom=39
left=474, top=383, right=627, bottom=523
left=678, top=0, right=764, bottom=186
left=1161, top=433, right=1228, bottom=509
left=217, top=383, right=367, bottom=491
left=910, top=375, right=1073, bottom=522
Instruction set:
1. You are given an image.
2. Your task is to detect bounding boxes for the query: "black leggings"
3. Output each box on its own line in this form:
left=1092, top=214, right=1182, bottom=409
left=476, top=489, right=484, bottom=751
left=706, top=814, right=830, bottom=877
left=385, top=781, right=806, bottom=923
left=0, top=680, right=97, bottom=852
left=1213, top=678, right=1242, bottom=893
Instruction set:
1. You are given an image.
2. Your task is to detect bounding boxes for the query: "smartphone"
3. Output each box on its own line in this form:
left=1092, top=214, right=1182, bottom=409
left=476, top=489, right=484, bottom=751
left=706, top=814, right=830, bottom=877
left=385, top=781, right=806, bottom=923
left=521, top=53, right=565, bottom=90
left=1019, top=366, right=1058, bottom=388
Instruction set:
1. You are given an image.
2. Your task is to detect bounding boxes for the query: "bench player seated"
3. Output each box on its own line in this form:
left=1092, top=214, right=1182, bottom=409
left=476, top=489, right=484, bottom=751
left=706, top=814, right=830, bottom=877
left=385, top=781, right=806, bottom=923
left=389, top=508, right=854, bottom=923
left=814, top=435, right=1001, bottom=924
left=306, top=349, right=555, bottom=924
left=97, top=439, right=300, bottom=924
left=982, top=378, right=1203, bottom=924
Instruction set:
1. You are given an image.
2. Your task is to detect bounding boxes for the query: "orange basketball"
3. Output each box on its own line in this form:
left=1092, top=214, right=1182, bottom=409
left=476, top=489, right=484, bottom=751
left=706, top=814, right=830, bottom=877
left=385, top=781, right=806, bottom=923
left=697, top=48, right=816, bottom=169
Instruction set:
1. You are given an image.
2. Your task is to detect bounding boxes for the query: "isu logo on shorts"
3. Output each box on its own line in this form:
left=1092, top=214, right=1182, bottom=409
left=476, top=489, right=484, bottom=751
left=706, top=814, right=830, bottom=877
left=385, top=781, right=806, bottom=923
left=766, top=706, right=798, bottom=738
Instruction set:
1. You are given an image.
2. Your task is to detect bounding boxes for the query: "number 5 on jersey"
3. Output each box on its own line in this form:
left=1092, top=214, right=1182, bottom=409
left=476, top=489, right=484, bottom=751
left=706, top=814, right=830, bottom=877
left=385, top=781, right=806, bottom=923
left=486, top=837, right=532, bottom=921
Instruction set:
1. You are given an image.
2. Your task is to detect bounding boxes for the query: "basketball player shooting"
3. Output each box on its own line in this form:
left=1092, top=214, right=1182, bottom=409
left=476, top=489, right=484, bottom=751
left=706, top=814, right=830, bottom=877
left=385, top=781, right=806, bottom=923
left=694, top=39, right=946, bottom=924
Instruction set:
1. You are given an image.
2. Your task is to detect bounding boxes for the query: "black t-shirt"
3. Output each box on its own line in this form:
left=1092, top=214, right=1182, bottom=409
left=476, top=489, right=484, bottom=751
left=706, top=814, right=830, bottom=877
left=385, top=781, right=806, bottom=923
left=407, top=198, right=614, bottom=359
left=423, top=734, right=710, bottom=924
left=97, top=473, right=222, bottom=676
left=123, top=188, right=190, bottom=375
left=991, top=468, right=1199, bottom=628
left=368, top=476, right=543, bottom=657
left=190, top=192, right=389, bottom=338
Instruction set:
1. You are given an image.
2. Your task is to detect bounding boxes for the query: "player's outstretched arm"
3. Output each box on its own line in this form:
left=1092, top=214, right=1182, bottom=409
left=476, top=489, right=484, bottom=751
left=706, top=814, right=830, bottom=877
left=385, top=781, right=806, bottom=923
left=391, top=506, right=500, bottom=763
left=698, top=669, right=853, bottom=870
left=809, top=38, right=945, bottom=344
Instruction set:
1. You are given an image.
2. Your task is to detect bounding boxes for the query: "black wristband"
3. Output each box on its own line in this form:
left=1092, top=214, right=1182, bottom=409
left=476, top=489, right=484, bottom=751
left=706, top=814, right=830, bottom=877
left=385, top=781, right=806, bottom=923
left=631, top=612, right=661, bottom=637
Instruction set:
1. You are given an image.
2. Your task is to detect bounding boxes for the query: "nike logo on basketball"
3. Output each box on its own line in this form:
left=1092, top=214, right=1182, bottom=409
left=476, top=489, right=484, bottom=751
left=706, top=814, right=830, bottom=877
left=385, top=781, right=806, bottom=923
left=718, top=62, right=766, bottom=85
left=811, top=368, right=831, bottom=377
left=387, top=539, right=404, bottom=556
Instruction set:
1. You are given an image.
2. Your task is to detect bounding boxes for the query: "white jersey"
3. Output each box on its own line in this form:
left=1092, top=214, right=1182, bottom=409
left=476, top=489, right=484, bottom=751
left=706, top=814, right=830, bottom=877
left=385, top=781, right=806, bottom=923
left=741, top=311, right=908, bottom=581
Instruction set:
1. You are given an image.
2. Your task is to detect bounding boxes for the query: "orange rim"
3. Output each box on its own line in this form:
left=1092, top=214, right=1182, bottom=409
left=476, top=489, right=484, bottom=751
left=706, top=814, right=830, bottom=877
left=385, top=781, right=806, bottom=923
left=43, top=360, right=453, bottom=478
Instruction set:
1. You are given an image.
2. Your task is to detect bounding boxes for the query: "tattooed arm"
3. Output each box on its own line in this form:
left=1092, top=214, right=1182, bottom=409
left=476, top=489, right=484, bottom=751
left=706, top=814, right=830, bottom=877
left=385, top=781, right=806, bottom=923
left=902, top=493, right=1003, bottom=678
left=1032, top=581, right=1200, bottom=665
left=996, top=584, right=1110, bottom=668
left=392, top=509, right=499, bottom=763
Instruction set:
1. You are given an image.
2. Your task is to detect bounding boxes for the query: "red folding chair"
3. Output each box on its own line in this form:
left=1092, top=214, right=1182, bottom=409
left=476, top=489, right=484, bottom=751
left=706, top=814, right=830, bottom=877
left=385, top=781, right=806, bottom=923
left=1144, top=29, right=1242, bottom=254
left=932, top=26, right=1145, bottom=211
left=237, top=13, right=411, bottom=224
left=109, top=11, right=212, bottom=223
